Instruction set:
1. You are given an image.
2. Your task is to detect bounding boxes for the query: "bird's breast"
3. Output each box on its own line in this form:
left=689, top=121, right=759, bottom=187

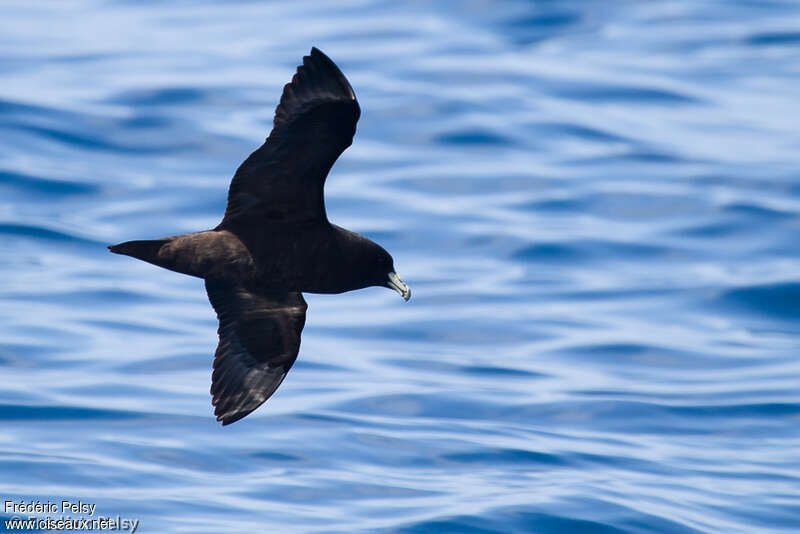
left=249, top=228, right=360, bottom=294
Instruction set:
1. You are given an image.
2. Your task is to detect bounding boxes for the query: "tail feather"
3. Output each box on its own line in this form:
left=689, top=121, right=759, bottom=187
left=108, top=239, right=170, bottom=264
left=108, top=231, right=253, bottom=281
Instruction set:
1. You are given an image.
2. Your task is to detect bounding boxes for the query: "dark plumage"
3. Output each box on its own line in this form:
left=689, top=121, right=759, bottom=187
left=109, top=48, right=410, bottom=425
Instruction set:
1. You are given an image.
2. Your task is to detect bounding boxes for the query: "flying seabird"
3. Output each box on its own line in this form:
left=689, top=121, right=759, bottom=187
left=109, top=47, right=410, bottom=425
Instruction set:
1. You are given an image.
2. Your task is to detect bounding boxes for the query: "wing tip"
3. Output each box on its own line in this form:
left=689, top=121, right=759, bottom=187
left=213, top=394, right=256, bottom=426
left=309, top=46, right=329, bottom=63
left=304, top=46, right=356, bottom=101
left=217, top=411, right=249, bottom=426
left=270, top=46, right=358, bottom=132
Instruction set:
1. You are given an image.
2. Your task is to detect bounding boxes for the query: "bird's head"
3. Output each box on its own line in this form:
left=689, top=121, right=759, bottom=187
left=367, top=244, right=411, bottom=301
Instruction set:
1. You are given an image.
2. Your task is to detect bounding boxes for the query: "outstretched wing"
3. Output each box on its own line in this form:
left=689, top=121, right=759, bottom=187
left=220, top=47, right=360, bottom=234
left=205, top=279, right=307, bottom=425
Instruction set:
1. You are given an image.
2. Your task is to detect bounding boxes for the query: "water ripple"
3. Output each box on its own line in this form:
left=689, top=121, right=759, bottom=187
left=0, top=0, right=798, bottom=533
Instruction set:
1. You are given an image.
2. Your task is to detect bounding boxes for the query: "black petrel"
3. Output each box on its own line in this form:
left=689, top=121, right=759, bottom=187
left=109, top=47, right=410, bottom=425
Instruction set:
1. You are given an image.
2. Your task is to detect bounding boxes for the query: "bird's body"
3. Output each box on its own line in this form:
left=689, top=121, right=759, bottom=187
left=115, top=223, right=384, bottom=294
left=109, top=48, right=409, bottom=425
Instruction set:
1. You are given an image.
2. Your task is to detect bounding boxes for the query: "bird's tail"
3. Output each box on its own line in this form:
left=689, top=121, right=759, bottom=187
left=108, top=231, right=253, bottom=281
left=108, top=238, right=172, bottom=268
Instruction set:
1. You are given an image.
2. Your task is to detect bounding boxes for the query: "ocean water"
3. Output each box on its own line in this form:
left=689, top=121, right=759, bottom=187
left=1, top=0, right=799, bottom=532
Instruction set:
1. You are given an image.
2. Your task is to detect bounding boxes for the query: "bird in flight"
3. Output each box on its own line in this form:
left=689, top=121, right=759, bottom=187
left=109, top=47, right=410, bottom=425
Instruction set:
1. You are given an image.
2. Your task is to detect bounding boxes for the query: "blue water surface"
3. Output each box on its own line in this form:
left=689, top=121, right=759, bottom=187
left=1, top=1, right=799, bottom=532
